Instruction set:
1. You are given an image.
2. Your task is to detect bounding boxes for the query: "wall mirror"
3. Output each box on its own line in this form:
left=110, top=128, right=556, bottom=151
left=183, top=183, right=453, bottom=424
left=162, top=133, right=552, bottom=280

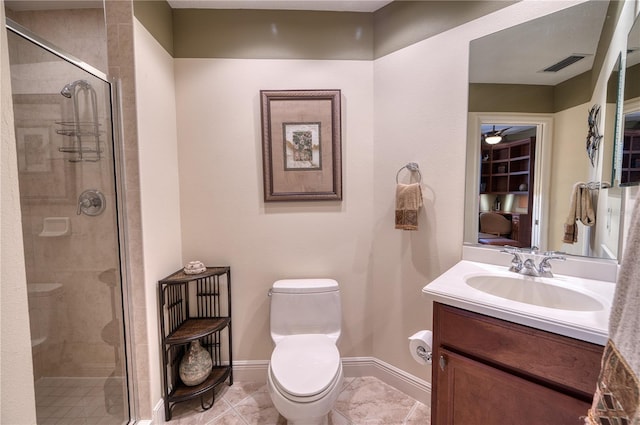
left=464, top=1, right=629, bottom=260
left=619, top=13, right=640, bottom=187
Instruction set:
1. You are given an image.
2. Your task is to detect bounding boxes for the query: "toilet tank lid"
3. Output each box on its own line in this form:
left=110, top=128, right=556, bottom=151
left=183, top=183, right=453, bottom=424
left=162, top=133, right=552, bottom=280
left=272, top=279, right=338, bottom=293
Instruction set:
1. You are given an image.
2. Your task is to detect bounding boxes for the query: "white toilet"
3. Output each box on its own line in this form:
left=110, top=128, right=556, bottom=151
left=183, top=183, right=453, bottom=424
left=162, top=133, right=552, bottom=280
left=267, top=278, right=344, bottom=425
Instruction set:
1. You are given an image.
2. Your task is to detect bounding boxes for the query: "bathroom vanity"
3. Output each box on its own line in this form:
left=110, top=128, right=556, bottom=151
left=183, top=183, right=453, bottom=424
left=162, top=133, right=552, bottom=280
left=431, top=303, right=602, bottom=425
left=423, top=258, right=615, bottom=425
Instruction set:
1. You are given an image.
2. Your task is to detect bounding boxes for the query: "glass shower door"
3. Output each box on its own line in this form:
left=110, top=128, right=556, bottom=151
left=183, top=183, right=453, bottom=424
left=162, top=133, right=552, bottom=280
left=7, top=25, right=130, bottom=425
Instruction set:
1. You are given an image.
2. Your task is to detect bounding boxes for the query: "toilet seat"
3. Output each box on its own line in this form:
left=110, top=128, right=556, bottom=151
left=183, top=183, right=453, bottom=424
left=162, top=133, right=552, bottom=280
left=270, top=334, right=341, bottom=403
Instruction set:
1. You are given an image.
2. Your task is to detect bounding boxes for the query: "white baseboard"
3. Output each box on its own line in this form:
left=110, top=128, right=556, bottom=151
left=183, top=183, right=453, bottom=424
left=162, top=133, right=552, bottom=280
left=143, top=357, right=431, bottom=424
left=232, top=357, right=431, bottom=403
left=231, top=359, right=270, bottom=382
left=342, top=357, right=431, bottom=403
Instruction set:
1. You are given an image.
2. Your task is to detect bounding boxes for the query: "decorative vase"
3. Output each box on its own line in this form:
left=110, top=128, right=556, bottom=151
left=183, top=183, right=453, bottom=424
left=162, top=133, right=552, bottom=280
left=179, top=340, right=212, bottom=386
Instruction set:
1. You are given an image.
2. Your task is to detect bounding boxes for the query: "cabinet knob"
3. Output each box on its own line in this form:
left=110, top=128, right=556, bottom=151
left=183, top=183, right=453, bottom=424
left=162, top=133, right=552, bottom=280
left=439, top=354, right=447, bottom=371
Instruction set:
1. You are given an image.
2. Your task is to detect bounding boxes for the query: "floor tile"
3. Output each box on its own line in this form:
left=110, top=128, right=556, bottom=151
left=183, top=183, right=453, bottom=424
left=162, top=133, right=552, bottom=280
left=406, top=401, right=431, bottom=425
left=334, top=377, right=417, bottom=425
left=34, top=376, right=431, bottom=425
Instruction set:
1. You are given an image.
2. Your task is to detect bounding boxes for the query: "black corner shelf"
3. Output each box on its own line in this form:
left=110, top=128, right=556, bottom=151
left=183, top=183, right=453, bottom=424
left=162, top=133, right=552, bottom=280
left=158, top=267, right=232, bottom=421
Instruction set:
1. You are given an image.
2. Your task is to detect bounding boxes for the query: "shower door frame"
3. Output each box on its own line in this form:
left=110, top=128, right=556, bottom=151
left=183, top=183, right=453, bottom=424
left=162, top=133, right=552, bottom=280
left=5, top=17, right=138, bottom=424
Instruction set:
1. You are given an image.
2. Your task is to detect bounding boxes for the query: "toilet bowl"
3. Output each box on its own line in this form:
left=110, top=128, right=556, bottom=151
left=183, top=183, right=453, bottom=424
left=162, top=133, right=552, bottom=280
left=268, top=279, right=343, bottom=425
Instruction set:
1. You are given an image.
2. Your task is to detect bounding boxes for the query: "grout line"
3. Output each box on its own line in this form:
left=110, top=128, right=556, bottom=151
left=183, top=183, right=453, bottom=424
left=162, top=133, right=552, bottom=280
left=403, top=401, right=419, bottom=425
left=332, top=408, right=353, bottom=425
left=201, top=399, right=235, bottom=425
left=228, top=404, right=252, bottom=425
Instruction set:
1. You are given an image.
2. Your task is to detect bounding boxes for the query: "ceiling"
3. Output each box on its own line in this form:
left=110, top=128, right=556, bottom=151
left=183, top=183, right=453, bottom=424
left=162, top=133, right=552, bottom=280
left=4, top=0, right=392, bottom=12
left=166, top=0, right=392, bottom=12
left=470, top=1, right=610, bottom=86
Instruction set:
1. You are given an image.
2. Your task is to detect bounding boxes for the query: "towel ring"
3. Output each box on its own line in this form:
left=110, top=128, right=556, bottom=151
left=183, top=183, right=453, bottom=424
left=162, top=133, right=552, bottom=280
left=396, top=162, right=422, bottom=184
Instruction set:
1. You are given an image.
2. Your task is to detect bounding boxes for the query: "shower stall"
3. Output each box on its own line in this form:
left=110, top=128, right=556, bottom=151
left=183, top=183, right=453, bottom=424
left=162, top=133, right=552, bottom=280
left=6, top=18, right=131, bottom=425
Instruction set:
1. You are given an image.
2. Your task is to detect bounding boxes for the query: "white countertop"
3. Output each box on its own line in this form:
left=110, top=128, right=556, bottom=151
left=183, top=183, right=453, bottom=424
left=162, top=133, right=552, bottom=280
left=422, top=260, right=615, bottom=345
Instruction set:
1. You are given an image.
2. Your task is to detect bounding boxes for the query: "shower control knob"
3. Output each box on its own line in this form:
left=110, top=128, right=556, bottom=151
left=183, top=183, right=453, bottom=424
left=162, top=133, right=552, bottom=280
left=77, top=189, right=106, bottom=216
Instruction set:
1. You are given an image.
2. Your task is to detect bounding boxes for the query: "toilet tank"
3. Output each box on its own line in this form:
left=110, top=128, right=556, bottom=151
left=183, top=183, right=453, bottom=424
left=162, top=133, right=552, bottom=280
left=270, top=279, right=342, bottom=344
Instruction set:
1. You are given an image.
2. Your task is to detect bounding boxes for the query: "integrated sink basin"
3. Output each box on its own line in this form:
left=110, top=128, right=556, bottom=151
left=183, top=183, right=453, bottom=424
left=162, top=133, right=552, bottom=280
left=422, top=260, right=616, bottom=345
left=464, top=275, right=604, bottom=311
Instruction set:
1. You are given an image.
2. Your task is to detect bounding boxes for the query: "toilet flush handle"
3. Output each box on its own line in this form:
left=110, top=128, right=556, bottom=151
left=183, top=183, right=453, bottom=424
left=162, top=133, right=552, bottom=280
left=267, top=289, right=273, bottom=297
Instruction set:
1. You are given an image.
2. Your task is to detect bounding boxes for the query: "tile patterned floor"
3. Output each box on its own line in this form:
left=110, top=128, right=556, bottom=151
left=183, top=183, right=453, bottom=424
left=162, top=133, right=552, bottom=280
left=169, top=376, right=431, bottom=425
left=34, top=376, right=127, bottom=425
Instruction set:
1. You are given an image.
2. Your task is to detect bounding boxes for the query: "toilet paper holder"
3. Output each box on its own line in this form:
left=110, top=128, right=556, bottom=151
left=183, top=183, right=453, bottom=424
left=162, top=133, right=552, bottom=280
left=409, top=330, right=433, bottom=365
left=416, top=346, right=432, bottom=363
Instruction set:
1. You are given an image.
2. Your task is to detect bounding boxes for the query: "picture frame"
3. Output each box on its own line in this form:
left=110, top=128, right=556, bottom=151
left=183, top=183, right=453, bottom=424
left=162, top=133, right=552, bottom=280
left=260, top=89, right=342, bottom=201
left=13, top=94, right=77, bottom=204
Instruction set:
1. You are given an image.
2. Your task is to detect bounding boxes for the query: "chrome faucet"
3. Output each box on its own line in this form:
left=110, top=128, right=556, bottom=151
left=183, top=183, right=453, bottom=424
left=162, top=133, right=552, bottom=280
left=500, top=248, right=566, bottom=278
left=522, top=258, right=539, bottom=276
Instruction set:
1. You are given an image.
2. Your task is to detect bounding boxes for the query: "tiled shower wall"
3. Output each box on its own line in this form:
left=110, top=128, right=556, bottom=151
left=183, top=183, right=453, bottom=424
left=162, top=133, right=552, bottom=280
left=104, top=0, right=151, bottom=418
left=7, top=1, right=150, bottom=418
left=8, top=6, right=120, bottom=379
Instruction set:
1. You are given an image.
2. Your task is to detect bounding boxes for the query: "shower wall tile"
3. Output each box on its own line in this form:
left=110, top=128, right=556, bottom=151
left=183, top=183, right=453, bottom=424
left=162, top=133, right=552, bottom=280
left=132, top=305, right=148, bottom=343
left=5, top=8, right=108, bottom=74
left=106, top=24, right=121, bottom=69
left=105, top=0, right=151, bottom=419
left=137, top=376, right=153, bottom=419
left=105, top=0, right=133, bottom=27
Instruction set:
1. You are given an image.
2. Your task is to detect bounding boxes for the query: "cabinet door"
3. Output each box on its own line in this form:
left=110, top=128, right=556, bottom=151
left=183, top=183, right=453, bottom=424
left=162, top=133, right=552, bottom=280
left=433, top=348, right=591, bottom=425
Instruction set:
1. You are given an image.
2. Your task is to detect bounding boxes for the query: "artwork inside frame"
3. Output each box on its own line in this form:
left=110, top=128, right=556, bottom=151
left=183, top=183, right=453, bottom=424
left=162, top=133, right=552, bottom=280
left=261, top=89, right=342, bottom=201
left=12, top=94, right=77, bottom=204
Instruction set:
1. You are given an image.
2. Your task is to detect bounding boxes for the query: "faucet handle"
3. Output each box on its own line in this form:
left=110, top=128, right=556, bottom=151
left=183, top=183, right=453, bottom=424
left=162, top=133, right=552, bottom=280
left=500, top=247, right=523, bottom=272
left=538, top=253, right=566, bottom=277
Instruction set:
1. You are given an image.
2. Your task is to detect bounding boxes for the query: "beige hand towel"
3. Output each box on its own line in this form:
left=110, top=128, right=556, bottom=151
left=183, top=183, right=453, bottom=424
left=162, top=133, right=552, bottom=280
left=587, top=191, right=640, bottom=424
left=395, top=183, right=423, bottom=230
left=563, top=182, right=595, bottom=244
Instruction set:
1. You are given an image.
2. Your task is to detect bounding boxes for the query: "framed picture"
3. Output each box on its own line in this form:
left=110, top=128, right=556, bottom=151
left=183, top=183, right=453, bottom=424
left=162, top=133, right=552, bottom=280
left=261, top=89, right=342, bottom=201
left=13, top=94, right=77, bottom=204
left=16, top=127, right=51, bottom=173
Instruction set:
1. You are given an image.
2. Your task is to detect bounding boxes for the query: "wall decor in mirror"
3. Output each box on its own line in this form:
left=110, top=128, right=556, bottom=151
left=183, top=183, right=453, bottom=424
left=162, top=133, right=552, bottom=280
left=465, top=1, right=635, bottom=261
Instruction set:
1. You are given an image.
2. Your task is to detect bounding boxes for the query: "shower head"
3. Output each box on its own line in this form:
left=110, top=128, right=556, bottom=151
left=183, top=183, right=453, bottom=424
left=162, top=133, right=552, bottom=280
left=60, top=80, right=91, bottom=98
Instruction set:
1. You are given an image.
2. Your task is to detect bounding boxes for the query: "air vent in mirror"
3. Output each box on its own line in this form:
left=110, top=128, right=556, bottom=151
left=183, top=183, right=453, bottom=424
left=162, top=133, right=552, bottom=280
left=542, top=55, right=587, bottom=72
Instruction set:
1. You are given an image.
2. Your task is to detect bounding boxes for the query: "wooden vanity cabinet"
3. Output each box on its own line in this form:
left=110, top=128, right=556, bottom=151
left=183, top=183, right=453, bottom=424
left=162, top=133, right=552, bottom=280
left=431, top=303, right=603, bottom=425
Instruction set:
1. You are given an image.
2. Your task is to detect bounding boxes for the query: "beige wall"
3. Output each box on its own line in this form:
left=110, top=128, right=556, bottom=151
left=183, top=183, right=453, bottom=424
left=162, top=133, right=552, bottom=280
left=174, top=58, right=375, bottom=361
left=134, top=18, right=183, bottom=410
left=548, top=103, right=592, bottom=255
left=3, top=1, right=639, bottom=423
left=165, top=0, right=611, bottom=387
left=0, top=1, right=38, bottom=423
left=371, top=27, right=472, bottom=381
left=162, top=0, right=606, bottom=389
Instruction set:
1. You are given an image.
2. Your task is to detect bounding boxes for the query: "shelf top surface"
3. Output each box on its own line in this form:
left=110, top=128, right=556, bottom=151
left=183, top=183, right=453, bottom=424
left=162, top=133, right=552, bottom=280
left=160, top=266, right=230, bottom=284
left=166, top=317, right=230, bottom=344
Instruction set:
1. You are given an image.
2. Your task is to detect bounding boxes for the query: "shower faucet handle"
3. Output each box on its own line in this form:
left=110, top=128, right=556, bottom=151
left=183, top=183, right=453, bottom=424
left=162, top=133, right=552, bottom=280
left=77, top=189, right=106, bottom=216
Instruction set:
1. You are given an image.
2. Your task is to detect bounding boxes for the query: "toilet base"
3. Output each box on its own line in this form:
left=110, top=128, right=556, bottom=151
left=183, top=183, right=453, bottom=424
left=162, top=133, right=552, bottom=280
left=268, top=362, right=343, bottom=425
left=285, top=414, right=329, bottom=425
